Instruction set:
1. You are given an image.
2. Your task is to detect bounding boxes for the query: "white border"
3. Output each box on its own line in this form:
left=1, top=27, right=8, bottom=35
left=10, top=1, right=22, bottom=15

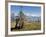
left=8, top=2, right=44, bottom=35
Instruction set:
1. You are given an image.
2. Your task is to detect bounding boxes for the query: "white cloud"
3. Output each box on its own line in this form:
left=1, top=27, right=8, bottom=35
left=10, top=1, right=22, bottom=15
left=14, top=13, right=18, bottom=16
left=24, top=13, right=31, bottom=16
left=24, top=13, right=40, bottom=17
left=31, top=14, right=40, bottom=17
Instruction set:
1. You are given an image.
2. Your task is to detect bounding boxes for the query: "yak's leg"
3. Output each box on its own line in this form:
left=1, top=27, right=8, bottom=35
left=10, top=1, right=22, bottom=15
left=15, top=23, right=17, bottom=29
left=21, top=22, right=24, bottom=29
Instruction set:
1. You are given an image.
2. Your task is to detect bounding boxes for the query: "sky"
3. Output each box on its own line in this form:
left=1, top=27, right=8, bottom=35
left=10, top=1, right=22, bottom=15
left=11, top=5, right=41, bottom=17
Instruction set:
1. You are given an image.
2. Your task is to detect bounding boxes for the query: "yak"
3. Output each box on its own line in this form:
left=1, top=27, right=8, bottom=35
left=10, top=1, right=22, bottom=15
left=15, top=16, right=24, bottom=29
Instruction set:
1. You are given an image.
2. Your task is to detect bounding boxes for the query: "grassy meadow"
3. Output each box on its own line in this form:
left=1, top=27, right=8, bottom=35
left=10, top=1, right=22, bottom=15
left=11, top=21, right=41, bottom=31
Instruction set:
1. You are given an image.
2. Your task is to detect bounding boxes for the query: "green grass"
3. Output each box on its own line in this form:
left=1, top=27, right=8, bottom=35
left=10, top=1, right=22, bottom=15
left=11, top=21, right=41, bottom=31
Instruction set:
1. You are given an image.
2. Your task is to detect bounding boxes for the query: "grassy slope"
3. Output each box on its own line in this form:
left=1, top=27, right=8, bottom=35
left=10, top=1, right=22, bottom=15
left=11, top=21, right=41, bottom=31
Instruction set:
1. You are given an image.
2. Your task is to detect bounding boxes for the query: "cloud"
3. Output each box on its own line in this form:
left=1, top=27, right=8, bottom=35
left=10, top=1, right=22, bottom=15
left=14, top=13, right=18, bottom=16
left=31, top=14, right=40, bottom=17
left=24, top=13, right=31, bottom=16
left=24, top=12, right=40, bottom=17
